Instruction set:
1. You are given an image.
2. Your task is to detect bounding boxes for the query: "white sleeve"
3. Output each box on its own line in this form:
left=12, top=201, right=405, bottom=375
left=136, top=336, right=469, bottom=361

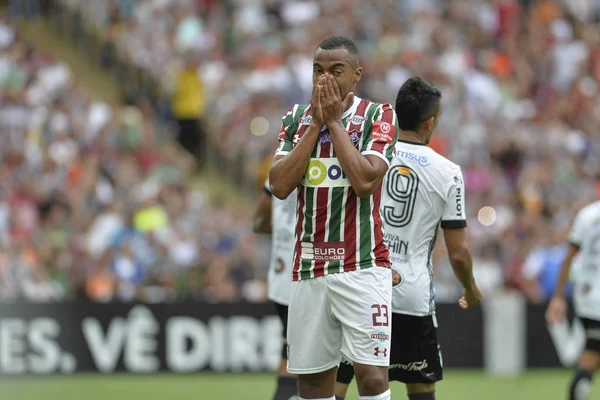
left=263, top=178, right=271, bottom=195
left=441, top=166, right=467, bottom=229
left=568, top=209, right=586, bottom=247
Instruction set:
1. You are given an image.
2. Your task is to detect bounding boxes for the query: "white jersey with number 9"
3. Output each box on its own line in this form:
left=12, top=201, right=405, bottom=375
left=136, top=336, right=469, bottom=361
left=381, top=140, right=467, bottom=316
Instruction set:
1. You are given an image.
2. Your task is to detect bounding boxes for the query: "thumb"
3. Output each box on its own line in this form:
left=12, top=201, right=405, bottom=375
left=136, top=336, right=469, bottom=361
left=342, top=92, right=354, bottom=109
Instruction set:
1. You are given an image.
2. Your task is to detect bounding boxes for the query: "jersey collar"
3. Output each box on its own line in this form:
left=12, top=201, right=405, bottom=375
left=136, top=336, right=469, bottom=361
left=397, top=139, right=426, bottom=146
left=342, top=95, right=361, bottom=119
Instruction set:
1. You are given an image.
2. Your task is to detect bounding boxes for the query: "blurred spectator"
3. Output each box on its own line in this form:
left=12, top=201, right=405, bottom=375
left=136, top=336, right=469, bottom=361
left=170, top=53, right=207, bottom=165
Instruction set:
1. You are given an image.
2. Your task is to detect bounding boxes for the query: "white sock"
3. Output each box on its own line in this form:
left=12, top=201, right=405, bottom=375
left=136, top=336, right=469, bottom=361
left=359, top=388, right=391, bottom=400
left=298, top=397, right=335, bottom=400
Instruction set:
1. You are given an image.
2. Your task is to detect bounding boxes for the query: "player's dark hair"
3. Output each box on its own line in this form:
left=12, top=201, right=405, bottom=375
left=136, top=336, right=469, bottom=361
left=317, top=36, right=359, bottom=67
left=395, top=77, right=442, bottom=132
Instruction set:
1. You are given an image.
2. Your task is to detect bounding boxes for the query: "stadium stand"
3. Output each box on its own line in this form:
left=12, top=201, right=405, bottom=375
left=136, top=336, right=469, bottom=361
left=4, top=0, right=600, bottom=304
left=0, top=18, right=269, bottom=303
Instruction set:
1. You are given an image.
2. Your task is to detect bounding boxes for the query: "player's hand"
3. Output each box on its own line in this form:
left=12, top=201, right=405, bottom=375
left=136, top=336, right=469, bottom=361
left=458, top=283, right=482, bottom=309
left=311, top=76, right=325, bottom=127
left=545, top=296, right=567, bottom=325
left=320, top=74, right=353, bottom=125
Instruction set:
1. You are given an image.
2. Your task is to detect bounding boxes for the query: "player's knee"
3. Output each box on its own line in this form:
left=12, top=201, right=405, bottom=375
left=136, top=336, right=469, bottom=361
left=569, top=369, right=594, bottom=400
left=297, top=368, right=337, bottom=396
left=354, top=366, right=388, bottom=396
left=406, top=383, right=435, bottom=395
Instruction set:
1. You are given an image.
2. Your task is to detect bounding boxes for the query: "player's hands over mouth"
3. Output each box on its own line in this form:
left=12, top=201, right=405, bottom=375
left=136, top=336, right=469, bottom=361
left=545, top=296, right=567, bottom=325
left=458, top=283, right=482, bottom=309
left=311, top=76, right=325, bottom=127
left=319, top=74, right=353, bottom=126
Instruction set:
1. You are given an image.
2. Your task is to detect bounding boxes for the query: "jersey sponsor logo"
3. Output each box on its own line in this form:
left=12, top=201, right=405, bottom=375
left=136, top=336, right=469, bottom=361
left=455, top=185, right=463, bottom=217
left=301, top=158, right=351, bottom=188
left=299, top=115, right=312, bottom=125
left=395, top=150, right=430, bottom=167
left=373, top=347, right=388, bottom=357
left=391, top=269, right=403, bottom=287
left=371, top=121, right=395, bottom=144
left=389, top=360, right=428, bottom=371
left=300, top=242, right=345, bottom=261
left=385, top=233, right=409, bottom=257
left=351, top=115, right=365, bottom=125
left=371, top=331, right=389, bottom=342
left=318, top=129, right=332, bottom=144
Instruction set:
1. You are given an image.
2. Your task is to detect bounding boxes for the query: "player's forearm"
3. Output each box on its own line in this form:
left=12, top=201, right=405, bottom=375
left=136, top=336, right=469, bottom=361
left=328, top=121, right=380, bottom=197
left=552, top=257, right=574, bottom=299
left=449, top=250, right=475, bottom=289
left=269, top=124, right=320, bottom=199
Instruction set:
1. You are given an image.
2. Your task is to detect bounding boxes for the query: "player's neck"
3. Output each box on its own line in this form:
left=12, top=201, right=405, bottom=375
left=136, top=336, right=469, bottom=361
left=398, top=130, right=426, bottom=145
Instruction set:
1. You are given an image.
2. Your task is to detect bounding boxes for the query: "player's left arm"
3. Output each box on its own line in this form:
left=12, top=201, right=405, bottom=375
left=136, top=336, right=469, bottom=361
left=252, top=180, right=273, bottom=234
left=322, top=77, right=398, bottom=197
left=551, top=211, right=584, bottom=301
left=546, top=211, right=584, bottom=324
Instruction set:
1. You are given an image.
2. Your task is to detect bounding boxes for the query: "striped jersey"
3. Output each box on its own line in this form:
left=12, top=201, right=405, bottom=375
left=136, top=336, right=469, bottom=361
left=274, top=96, right=399, bottom=281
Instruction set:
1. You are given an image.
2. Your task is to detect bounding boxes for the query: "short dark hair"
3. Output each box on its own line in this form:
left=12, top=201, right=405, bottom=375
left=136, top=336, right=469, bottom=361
left=395, top=77, right=442, bottom=131
left=317, top=36, right=359, bottom=67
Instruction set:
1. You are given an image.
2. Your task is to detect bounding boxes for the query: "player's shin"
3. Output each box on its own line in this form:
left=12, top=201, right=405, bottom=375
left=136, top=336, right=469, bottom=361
left=569, top=369, right=594, bottom=400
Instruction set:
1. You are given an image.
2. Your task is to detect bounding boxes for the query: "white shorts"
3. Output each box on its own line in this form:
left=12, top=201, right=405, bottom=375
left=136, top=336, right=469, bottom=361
left=286, top=267, right=393, bottom=374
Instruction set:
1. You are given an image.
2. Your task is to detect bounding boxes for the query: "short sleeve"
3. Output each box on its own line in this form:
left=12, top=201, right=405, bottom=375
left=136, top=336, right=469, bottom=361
left=360, top=103, right=399, bottom=166
left=440, top=167, right=467, bottom=229
left=274, top=106, right=296, bottom=157
left=569, top=209, right=587, bottom=247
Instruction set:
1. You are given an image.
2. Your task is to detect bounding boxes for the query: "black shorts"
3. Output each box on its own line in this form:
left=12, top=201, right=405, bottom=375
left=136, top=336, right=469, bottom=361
left=273, top=302, right=289, bottom=359
left=336, top=313, right=443, bottom=385
left=580, top=317, right=600, bottom=352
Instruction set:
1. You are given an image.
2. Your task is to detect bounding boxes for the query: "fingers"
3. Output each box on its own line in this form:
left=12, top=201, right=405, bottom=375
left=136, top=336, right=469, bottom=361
left=323, top=74, right=335, bottom=100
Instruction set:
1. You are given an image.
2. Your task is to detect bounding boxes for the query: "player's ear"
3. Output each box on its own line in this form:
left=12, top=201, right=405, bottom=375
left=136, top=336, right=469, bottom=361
left=423, top=116, right=435, bottom=132
left=353, top=67, right=362, bottom=85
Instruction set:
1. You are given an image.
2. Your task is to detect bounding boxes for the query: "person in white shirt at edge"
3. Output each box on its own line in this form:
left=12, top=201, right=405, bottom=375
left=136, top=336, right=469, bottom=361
left=546, top=200, right=600, bottom=400
left=334, top=77, right=482, bottom=400
left=253, top=178, right=298, bottom=400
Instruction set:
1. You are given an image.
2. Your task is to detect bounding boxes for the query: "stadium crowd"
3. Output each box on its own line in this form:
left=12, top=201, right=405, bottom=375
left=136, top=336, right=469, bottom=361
left=4, top=0, right=600, bottom=303
left=0, top=20, right=269, bottom=303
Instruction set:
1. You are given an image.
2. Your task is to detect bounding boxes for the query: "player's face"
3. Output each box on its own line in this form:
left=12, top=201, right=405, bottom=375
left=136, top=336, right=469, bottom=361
left=313, top=48, right=361, bottom=100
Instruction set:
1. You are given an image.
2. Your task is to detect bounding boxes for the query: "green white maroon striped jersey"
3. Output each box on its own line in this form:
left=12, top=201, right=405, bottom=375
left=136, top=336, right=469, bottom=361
left=274, top=96, right=399, bottom=281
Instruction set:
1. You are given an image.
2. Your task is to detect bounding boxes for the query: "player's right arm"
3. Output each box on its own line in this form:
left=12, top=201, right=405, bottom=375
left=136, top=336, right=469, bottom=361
left=546, top=210, right=585, bottom=325
left=269, top=84, right=324, bottom=200
left=441, top=167, right=481, bottom=308
left=252, top=180, right=272, bottom=234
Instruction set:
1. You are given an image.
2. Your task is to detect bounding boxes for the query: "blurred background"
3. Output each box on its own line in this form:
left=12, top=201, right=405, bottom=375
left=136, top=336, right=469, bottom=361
left=0, top=0, right=599, bottom=399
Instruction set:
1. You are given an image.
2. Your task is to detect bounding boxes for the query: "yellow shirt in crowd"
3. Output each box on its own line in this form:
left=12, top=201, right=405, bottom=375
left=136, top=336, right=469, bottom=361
left=171, top=68, right=205, bottom=120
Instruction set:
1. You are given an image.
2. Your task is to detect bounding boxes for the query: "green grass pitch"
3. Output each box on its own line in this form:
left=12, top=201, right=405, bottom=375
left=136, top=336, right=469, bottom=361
left=0, top=370, right=598, bottom=399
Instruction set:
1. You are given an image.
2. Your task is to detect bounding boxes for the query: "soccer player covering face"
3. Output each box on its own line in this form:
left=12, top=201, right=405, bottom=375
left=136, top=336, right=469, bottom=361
left=268, top=36, right=399, bottom=400
left=547, top=200, right=600, bottom=400
left=252, top=179, right=298, bottom=400
left=334, top=77, right=482, bottom=400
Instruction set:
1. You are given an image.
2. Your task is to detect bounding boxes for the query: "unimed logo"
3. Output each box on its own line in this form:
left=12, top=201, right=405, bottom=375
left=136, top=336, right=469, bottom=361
left=300, top=242, right=345, bottom=261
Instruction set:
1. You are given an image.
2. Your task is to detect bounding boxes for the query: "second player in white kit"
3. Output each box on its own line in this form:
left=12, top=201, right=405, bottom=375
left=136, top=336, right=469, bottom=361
left=335, top=77, right=482, bottom=400
left=547, top=200, right=600, bottom=400
left=253, top=178, right=297, bottom=400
